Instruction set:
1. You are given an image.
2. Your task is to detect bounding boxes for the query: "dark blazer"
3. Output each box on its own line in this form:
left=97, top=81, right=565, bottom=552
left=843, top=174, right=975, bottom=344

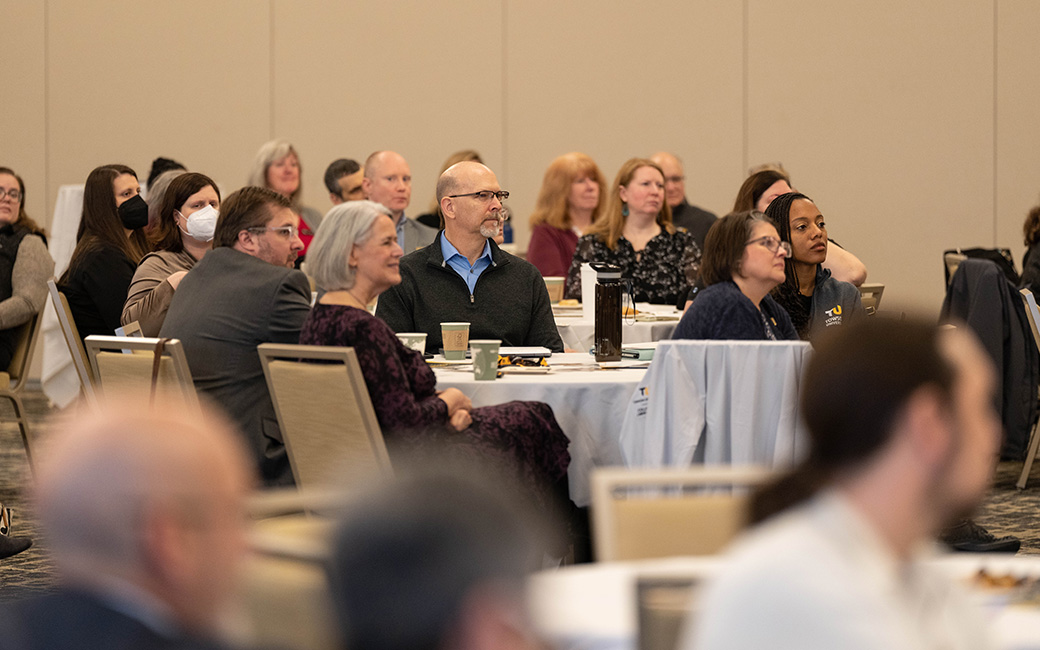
left=941, top=258, right=1039, bottom=459
left=160, top=247, right=311, bottom=485
left=0, top=589, right=237, bottom=650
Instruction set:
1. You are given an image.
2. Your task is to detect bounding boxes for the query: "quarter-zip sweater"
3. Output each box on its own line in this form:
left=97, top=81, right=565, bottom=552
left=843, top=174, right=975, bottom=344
left=376, top=232, right=564, bottom=353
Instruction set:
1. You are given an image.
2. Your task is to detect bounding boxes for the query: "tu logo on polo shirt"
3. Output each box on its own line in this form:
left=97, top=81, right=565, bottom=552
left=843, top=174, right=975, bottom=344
left=824, top=305, right=843, bottom=327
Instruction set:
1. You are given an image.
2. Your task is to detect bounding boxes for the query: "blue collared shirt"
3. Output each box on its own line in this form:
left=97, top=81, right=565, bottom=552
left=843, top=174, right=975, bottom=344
left=440, top=236, right=493, bottom=294
left=395, top=214, right=406, bottom=251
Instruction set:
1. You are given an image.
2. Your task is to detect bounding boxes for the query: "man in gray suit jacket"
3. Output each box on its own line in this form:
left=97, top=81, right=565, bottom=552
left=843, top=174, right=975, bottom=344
left=161, top=186, right=311, bottom=486
left=363, top=150, right=437, bottom=253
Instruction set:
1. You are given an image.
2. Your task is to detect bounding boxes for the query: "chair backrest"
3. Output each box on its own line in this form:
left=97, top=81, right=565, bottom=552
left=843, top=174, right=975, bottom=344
left=1020, top=289, right=1040, bottom=354
left=943, top=252, right=968, bottom=288
left=47, top=279, right=95, bottom=398
left=857, top=283, right=885, bottom=316
left=4, top=308, right=44, bottom=391
left=591, top=466, right=772, bottom=562
left=258, top=343, right=392, bottom=492
left=83, top=335, right=199, bottom=412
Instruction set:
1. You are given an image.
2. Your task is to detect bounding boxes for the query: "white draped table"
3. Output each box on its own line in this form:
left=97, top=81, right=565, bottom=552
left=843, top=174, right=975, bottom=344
left=528, top=555, right=1040, bottom=650
left=434, top=353, right=648, bottom=506
left=620, top=340, right=813, bottom=470
left=41, top=184, right=85, bottom=408
left=554, top=303, right=682, bottom=352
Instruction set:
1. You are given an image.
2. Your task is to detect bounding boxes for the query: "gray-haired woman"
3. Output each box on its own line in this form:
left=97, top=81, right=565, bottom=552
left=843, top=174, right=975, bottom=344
left=299, top=200, right=581, bottom=557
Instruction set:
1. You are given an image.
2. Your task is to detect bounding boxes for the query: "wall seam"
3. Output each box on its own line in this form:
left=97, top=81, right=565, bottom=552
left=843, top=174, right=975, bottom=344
left=270, top=0, right=276, bottom=137
left=993, top=0, right=999, bottom=245
left=502, top=0, right=509, bottom=184
left=44, top=0, right=50, bottom=220
left=742, top=0, right=749, bottom=175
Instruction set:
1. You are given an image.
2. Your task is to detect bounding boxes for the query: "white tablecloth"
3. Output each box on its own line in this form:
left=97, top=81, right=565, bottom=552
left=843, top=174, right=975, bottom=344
left=41, top=184, right=85, bottom=408
left=527, top=555, right=1040, bottom=650
left=435, top=353, right=648, bottom=506
left=620, top=340, right=813, bottom=470
left=555, top=303, right=682, bottom=352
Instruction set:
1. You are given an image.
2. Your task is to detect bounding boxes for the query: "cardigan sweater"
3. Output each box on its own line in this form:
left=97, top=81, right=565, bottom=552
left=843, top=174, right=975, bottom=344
left=672, top=280, right=797, bottom=341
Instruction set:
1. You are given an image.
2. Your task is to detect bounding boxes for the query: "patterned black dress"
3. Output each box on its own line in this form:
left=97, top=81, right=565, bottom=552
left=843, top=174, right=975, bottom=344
left=564, top=229, right=701, bottom=304
left=299, top=303, right=571, bottom=510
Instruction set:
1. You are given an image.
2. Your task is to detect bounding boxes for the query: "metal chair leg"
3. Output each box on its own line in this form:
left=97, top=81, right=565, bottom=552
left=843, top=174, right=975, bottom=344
left=1017, top=417, right=1040, bottom=489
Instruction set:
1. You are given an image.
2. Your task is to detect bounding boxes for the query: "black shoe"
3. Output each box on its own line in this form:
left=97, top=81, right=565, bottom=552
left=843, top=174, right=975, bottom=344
left=0, top=534, right=31, bottom=560
left=940, top=519, right=1020, bottom=553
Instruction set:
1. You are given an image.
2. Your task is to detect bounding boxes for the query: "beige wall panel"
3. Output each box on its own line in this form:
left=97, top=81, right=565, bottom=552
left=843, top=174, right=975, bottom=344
left=504, top=1, right=744, bottom=244
left=46, top=1, right=271, bottom=221
left=996, top=0, right=1040, bottom=270
left=748, top=1, right=994, bottom=315
left=1, top=1, right=46, bottom=225
left=272, top=0, right=505, bottom=219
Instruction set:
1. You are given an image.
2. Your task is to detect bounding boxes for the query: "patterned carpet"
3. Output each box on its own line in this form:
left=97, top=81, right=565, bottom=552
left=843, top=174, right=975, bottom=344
left=0, top=387, right=1038, bottom=601
left=0, top=387, right=59, bottom=601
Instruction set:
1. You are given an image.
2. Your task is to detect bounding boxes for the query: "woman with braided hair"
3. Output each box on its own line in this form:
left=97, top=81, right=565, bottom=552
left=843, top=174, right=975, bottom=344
left=764, top=192, right=863, bottom=341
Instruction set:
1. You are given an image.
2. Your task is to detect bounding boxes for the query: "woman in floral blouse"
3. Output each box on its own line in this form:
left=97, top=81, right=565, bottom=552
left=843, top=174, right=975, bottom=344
left=564, top=158, right=700, bottom=306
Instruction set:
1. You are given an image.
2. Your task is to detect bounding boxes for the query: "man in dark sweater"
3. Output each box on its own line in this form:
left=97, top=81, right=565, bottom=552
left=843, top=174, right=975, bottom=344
left=650, top=151, right=717, bottom=251
left=376, top=161, right=563, bottom=353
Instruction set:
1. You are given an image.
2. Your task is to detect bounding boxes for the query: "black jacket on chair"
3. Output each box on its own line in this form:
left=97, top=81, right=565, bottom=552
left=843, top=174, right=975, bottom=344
left=941, top=258, right=1039, bottom=459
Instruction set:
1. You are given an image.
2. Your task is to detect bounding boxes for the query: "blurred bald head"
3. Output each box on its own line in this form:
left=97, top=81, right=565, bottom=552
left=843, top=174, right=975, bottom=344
left=650, top=152, right=686, bottom=209
left=35, top=394, right=254, bottom=634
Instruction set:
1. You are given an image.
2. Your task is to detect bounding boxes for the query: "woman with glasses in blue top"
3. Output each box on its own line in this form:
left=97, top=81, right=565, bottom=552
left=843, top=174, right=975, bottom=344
left=673, top=211, right=797, bottom=340
left=764, top=193, right=863, bottom=341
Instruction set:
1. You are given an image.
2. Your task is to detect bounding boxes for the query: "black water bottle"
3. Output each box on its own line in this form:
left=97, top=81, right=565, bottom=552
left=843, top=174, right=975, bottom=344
left=592, top=262, right=623, bottom=361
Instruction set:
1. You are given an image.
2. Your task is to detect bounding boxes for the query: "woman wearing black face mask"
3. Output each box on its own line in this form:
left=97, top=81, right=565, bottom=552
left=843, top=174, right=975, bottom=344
left=59, top=164, right=150, bottom=341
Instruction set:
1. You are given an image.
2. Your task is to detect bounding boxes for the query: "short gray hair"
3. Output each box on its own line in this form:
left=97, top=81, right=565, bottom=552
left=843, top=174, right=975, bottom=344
left=145, top=169, right=187, bottom=231
left=247, top=139, right=300, bottom=202
left=308, top=200, right=392, bottom=291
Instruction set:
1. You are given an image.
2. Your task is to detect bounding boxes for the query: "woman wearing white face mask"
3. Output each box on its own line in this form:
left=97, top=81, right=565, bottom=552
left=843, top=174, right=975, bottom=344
left=122, top=172, right=220, bottom=336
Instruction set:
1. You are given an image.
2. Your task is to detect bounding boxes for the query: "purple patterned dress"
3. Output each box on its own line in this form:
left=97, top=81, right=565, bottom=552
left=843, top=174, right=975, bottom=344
left=299, top=303, right=571, bottom=509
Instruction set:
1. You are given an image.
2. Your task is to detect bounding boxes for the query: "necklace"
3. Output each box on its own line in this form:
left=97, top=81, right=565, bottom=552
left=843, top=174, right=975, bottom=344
left=322, top=289, right=369, bottom=309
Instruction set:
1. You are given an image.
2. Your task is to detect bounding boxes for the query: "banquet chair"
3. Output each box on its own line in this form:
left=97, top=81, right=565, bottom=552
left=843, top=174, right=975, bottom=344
left=83, top=335, right=199, bottom=412
left=857, top=283, right=885, bottom=315
left=591, top=466, right=772, bottom=561
left=258, top=343, right=393, bottom=493
left=1017, top=288, right=1040, bottom=489
left=47, top=276, right=96, bottom=403
left=47, top=279, right=96, bottom=403
left=0, top=309, right=45, bottom=469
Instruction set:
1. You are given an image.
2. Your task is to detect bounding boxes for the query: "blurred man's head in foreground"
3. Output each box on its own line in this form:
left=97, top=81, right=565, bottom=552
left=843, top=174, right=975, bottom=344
left=34, top=393, right=254, bottom=635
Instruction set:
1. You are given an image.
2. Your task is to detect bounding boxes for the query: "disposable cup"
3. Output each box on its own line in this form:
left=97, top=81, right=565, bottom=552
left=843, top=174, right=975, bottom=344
left=441, top=322, right=471, bottom=361
left=395, top=332, right=428, bottom=354
left=544, top=276, right=565, bottom=304
left=470, top=339, right=501, bottom=381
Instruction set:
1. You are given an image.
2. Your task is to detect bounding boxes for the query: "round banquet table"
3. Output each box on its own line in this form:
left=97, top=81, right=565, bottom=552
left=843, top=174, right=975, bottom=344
left=434, top=352, right=649, bottom=506
left=527, top=554, right=1040, bottom=650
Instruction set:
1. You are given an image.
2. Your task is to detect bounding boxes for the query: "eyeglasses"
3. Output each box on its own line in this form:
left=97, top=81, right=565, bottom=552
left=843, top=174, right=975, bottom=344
left=247, top=225, right=299, bottom=239
left=0, top=189, right=21, bottom=202
left=447, top=190, right=510, bottom=202
left=664, top=176, right=685, bottom=184
left=746, top=236, right=792, bottom=257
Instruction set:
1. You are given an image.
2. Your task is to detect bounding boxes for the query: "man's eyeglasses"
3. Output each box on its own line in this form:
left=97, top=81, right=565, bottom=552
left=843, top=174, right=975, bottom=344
left=447, top=190, right=510, bottom=202
left=0, top=189, right=21, bottom=202
left=247, top=225, right=299, bottom=239
left=746, top=236, right=792, bottom=257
